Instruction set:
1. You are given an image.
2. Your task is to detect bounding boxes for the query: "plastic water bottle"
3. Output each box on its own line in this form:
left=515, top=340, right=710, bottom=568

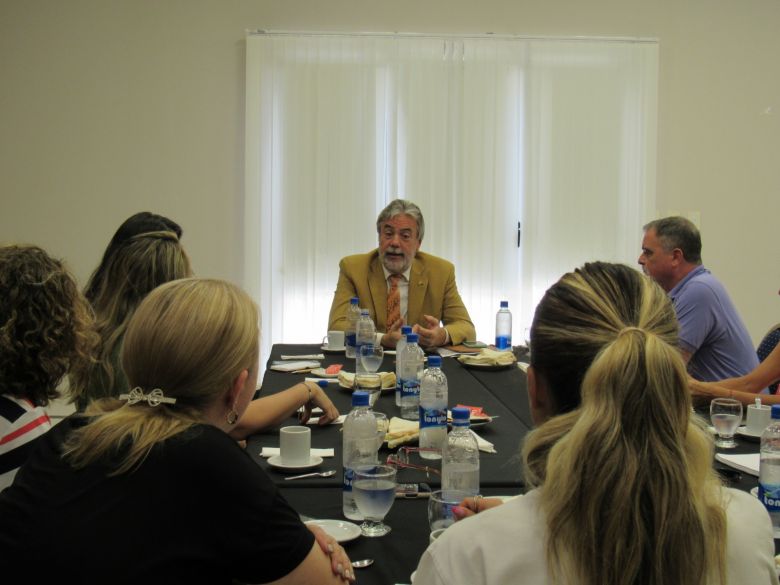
left=442, top=406, right=480, bottom=496
left=395, top=325, right=413, bottom=406
left=419, top=355, right=448, bottom=460
left=345, top=297, right=361, bottom=359
left=495, top=300, right=512, bottom=350
left=759, top=404, right=780, bottom=537
left=342, top=391, right=377, bottom=520
left=399, top=333, right=424, bottom=420
left=355, top=309, right=376, bottom=375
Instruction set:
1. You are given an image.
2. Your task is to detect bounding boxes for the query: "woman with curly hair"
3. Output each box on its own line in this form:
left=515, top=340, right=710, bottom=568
left=414, top=262, right=777, bottom=585
left=0, top=245, right=95, bottom=489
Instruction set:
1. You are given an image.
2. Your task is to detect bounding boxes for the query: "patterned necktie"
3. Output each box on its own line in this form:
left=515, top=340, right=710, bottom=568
left=387, top=274, right=401, bottom=327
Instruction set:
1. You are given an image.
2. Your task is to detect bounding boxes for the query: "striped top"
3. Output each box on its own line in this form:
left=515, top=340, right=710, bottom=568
left=0, top=394, right=52, bottom=491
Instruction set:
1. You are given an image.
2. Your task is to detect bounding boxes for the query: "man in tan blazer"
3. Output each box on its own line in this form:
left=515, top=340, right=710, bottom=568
left=328, top=199, right=475, bottom=348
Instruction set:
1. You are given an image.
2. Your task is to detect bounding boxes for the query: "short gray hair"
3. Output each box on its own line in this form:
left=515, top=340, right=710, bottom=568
left=376, top=199, right=425, bottom=242
left=643, top=216, right=702, bottom=264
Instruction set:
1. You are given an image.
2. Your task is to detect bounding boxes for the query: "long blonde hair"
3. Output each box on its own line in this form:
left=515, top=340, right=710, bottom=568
left=64, top=278, right=259, bottom=475
left=69, top=230, right=192, bottom=407
left=523, top=262, right=726, bottom=585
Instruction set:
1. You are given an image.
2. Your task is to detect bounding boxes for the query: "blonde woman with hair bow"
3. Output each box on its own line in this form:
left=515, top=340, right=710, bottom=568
left=0, top=278, right=354, bottom=585
left=414, top=262, right=777, bottom=585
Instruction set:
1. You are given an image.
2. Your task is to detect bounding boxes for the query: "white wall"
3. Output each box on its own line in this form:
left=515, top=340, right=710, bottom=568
left=1, top=0, right=778, bottom=342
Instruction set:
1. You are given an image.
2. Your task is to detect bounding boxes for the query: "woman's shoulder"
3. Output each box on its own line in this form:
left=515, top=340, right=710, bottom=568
left=721, top=487, right=779, bottom=584
left=418, top=490, right=549, bottom=585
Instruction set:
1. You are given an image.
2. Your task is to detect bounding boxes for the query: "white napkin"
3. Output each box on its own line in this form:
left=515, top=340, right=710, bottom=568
left=260, top=447, right=335, bottom=458
left=715, top=452, right=759, bottom=476
left=270, top=360, right=320, bottom=372
left=471, top=429, right=497, bottom=454
left=281, top=354, right=325, bottom=360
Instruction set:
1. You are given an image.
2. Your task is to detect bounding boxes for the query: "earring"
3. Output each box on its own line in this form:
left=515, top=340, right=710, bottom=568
left=227, top=409, right=239, bottom=425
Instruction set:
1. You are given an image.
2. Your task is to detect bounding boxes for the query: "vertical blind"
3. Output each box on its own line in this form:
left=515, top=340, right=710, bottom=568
left=245, top=33, right=657, bottom=368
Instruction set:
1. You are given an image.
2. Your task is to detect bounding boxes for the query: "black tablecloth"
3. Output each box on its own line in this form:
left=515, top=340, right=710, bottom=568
left=247, top=344, right=530, bottom=584
left=247, top=345, right=776, bottom=582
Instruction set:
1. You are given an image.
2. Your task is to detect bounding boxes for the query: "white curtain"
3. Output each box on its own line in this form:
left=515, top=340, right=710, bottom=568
left=245, top=33, right=657, bottom=367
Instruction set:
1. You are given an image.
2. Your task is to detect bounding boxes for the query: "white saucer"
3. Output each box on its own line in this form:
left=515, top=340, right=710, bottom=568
left=305, top=519, right=362, bottom=543
left=736, top=426, right=763, bottom=441
left=267, top=455, right=324, bottom=472
left=321, top=344, right=346, bottom=353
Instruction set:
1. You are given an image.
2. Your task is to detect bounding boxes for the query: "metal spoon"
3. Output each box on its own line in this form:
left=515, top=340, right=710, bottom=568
left=351, top=558, right=374, bottom=569
left=284, top=469, right=337, bottom=481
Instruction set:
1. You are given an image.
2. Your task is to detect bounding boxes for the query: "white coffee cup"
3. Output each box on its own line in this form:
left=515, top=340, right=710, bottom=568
left=323, top=330, right=345, bottom=349
left=280, top=425, right=311, bottom=466
left=746, top=403, right=772, bottom=435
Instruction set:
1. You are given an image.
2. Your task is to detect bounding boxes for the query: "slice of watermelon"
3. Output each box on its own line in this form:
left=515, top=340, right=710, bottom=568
left=325, top=364, right=343, bottom=375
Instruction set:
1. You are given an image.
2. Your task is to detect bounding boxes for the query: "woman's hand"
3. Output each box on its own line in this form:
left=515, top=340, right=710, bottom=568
left=452, top=495, right=505, bottom=521
left=299, top=383, right=340, bottom=426
left=307, top=523, right=355, bottom=582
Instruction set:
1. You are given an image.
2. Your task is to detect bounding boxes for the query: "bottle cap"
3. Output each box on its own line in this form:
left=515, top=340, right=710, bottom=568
left=452, top=407, right=471, bottom=425
left=352, top=391, right=370, bottom=406
left=350, top=297, right=359, bottom=304
left=317, top=380, right=329, bottom=389
left=360, top=309, right=369, bottom=316
left=401, top=325, right=413, bottom=335
left=406, top=333, right=419, bottom=343
left=427, top=355, right=442, bottom=368
left=500, top=300, right=509, bottom=308
left=772, top=405, right=780, bottom=420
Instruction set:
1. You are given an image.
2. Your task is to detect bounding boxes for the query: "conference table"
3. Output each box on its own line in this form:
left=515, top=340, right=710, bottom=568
left=247, top=344, right=776, bottom=584
left=247, top=343, right=530, bottom=585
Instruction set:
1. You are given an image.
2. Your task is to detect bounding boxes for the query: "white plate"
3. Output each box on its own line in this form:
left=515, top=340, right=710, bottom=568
left=321, top=344, right=346, bottom=353
left=305, top=519, right=362, bottom=543
left=736, top=426, right=762, bottom=440
left=267, top=455, right=324, bottom=472
left=310, top=367, right=340, bottom=378
left=459, top=361, right=515, bottom=371
left=339, top=381, right=395, bottom=393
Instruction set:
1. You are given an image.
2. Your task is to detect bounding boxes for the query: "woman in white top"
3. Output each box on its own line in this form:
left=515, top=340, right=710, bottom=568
left=415, top=262, right=778, bottom=585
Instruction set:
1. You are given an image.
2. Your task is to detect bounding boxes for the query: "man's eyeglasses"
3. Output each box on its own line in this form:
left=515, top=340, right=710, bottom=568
left=386, top=446, right=441, bottom=477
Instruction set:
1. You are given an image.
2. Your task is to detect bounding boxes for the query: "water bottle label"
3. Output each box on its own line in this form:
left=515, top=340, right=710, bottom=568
left=759, top=483, right=780, bottom=512
left=495, top=335, right=511, bottom=350
left=401, top=380, right=420, bottom=398
left=343, top=467, right=354, bottom=493
left=346, top=333, right=356, bottom=348
left=419, top=407, right=447, bottom=429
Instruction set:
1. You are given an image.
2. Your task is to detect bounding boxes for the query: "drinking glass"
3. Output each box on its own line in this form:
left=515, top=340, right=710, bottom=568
left=428, top=489, right=472, bottom=532
left=710, top=398, right=743, bottom=448
left=353, top=464, right=397, bottom=537
left=359, top=343, right=385, bottom=373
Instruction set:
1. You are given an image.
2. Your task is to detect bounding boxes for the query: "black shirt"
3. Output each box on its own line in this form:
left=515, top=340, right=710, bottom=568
left=0, top=417, right=314, bottom=584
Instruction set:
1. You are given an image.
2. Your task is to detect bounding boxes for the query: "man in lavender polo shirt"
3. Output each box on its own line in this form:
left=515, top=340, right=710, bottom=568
left=639, top=216, right=758, bottom=381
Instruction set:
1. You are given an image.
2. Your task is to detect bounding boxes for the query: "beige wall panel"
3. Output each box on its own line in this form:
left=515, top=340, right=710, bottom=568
left=1, top=0, right=778, bottom=342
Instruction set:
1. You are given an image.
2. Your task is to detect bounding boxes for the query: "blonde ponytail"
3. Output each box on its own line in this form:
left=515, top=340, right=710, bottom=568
left=523, top=262, right=726, bottom=585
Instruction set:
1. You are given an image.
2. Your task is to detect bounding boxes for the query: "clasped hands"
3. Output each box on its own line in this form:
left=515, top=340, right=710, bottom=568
left=382, top=314, right=447, bottom=349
